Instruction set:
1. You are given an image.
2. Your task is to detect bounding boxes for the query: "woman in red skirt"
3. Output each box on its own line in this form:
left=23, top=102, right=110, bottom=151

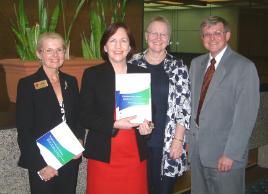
left=79, top=22, right=153, bottom=194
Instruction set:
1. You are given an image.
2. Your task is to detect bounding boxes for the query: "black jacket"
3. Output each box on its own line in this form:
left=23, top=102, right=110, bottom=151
left=80, top=62, right=148, bottom=163
left=16, top=67, right=84, bottom=172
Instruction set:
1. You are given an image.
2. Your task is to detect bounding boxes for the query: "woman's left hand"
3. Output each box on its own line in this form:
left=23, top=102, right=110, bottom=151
left=138, top=120, right=154, bottom=135
left=169, top=139, right=183, bottom=160
left=73, top=139, right=83, bottom=159
left=73, top=152, right=82, bottom=159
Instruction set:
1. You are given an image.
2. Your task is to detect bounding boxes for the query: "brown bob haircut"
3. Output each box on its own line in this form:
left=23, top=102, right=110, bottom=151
left=100, top=22, right=136, bottom=61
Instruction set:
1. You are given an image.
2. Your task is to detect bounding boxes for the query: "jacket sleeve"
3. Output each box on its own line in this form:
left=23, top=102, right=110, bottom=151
left=175, top=61, right=191, bottom=131
left=223, top=62, right=260, bottom=161
left=71, top=77, right=85, bottom=140
left=16, top=79, right=47, bottom=172
left=79, top=68, right=114, bottom=137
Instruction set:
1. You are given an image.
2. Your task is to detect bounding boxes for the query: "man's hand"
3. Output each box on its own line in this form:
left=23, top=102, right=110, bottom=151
left=217, top=154, right=234, bottom=172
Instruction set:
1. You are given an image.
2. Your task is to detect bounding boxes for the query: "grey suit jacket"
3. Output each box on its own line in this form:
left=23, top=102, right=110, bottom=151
left=188, top=46, right=260, bottom=169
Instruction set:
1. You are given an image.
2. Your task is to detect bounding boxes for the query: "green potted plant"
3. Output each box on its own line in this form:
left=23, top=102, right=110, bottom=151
left=0, top=0, right=87, bottom=102
left=0, top=0, right=129, bottom=102
left=11, top=0, right=59, bottom=60
left=11, top=0, right=85, bottom=60
left=81, top=0, right=127, bottom=59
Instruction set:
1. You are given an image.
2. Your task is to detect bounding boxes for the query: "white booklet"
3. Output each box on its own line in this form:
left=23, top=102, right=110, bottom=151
left=36, top=122, right=84, bottom=170
left=115, top=73, right=152, bottom=124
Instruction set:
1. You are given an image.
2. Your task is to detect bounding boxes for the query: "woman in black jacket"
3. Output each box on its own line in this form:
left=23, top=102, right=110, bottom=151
left=80, top=23, right=152, bottom=194
left=16, top=32, right=84, bottom=194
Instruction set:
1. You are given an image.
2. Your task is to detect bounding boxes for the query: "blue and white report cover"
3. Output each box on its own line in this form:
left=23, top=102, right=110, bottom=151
left=36, top=122, right=84, bottom=170
left=115, top=73, right=152, bottom=123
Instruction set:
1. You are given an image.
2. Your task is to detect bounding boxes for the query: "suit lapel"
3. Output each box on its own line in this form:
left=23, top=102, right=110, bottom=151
left=202, top=47, right=231, bottom=110
left=34, top=68, right=62, bottom=126
left=103, top=62, right=116, bottom=107
left=36, top=68, right=58, bottom=104
left=59, top=73, right=71, bottom=122
left=196, top=56, right=210, bottom=107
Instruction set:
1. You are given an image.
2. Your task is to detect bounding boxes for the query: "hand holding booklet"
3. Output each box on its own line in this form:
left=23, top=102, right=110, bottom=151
left=115, top=73, right=152, bottom=124
left=36, top=122, right=84, bottom=170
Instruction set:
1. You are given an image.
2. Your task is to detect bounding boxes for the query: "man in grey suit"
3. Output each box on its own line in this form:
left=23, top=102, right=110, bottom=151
left=188, top=16, right=260, bottom=194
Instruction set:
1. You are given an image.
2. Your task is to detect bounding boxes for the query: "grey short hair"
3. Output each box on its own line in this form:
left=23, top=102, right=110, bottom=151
left=200, top=16, right=230, bottom=34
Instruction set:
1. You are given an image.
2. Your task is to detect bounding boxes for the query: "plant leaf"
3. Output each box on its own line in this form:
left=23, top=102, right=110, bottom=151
left=49, top=0, right=61, bottom=32
left=38, top=0, right=48, bottom=33
left=66, top=0, right=85, bottom=44
left=17, top=0, right=29, bottom=34
left=81, top=0, right=128, bottom=59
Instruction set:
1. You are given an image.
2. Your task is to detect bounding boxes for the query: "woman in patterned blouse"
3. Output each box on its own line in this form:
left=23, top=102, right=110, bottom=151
left=129, top=16, right=191, bottom=194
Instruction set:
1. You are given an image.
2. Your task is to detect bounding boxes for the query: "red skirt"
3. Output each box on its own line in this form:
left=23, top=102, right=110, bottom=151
left=86, top=129, right=148, bottom=194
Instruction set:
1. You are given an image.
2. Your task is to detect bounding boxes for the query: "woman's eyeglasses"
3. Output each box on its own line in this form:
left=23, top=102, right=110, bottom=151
left=41, top=48, right=65, bottom=55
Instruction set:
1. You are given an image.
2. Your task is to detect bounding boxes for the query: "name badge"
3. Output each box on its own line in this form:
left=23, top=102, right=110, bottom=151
left=34, top=80, right=48, bottom=90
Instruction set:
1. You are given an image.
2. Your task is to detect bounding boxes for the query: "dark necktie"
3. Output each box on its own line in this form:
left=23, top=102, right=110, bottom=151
left=196, top=58, right=216, bottom=126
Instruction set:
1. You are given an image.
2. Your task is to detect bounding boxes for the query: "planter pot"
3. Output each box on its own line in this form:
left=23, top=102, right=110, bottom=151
left=0, top=58, right=103, bottom=103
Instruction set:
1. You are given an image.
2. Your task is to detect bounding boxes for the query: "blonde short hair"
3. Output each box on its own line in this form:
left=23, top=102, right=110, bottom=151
left=146, top=16, right=171, bottom=36
left=36, top=32, right=65, bottom=52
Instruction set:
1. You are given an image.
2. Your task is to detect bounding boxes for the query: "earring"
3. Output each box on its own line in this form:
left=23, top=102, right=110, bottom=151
left=104, top=46, right=107, bottom=52
left=38, top=58, right=44, bottom=65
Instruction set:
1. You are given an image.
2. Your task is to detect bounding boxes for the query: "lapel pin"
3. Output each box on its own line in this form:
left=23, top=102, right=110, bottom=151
left=64, top=80, right=68, bottom=90
left=34, top=80, right=48, bottom=90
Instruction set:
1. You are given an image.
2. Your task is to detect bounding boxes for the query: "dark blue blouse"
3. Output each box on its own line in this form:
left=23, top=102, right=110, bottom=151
left=146, top=61, right=169, bottom=147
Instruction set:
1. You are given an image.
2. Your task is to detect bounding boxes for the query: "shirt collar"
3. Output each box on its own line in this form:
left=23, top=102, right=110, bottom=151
left=209, top=45, right=227, bottom=69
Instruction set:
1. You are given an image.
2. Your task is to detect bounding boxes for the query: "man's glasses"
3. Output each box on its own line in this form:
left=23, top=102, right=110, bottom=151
left=202, top=31, right=226, bottom=39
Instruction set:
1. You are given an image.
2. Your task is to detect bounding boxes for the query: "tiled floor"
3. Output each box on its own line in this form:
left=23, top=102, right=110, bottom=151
left=247, top=177, right=268, bottom=194
left=0, top=102, right=16, bottom=129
